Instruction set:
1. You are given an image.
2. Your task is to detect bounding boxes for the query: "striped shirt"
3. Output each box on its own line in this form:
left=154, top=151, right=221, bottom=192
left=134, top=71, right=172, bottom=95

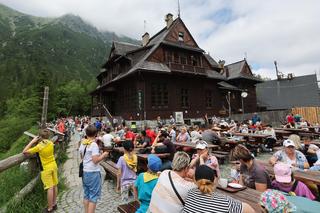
left=183, top=188, right=243, bottom=213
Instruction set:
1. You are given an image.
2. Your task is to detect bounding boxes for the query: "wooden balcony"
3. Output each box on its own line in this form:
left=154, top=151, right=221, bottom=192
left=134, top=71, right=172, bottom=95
left=168, top=62, right=205, bottom=74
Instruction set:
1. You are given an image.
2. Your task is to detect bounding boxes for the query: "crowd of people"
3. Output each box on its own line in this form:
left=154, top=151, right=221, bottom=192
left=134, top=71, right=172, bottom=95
left=22, top=113, right=320, bottom=213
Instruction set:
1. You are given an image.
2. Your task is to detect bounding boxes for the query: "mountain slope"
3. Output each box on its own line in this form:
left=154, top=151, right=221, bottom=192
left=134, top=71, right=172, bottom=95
left=0, top=3, right=139, bottom=101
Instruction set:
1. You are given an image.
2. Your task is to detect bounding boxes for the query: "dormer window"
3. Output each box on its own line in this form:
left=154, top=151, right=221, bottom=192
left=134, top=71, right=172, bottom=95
left=178, top=32, right=184, bottom=41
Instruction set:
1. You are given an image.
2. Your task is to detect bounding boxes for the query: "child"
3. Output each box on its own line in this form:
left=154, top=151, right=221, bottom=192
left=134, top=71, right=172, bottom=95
left=79, top=125, right=108, bottom=213
left=23, top=129, right=58, bottom=213
left=116, top=140, right=137, bottom=203
left=134, top=154, right=162, bottom=213
left=272, top=162, right=315, bottom=200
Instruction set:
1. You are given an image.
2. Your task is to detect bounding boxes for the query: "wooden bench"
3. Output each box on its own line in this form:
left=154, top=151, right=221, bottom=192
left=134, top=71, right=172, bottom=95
left=117, top=201, right=139, bottom=213
left=100, top=160, right=118, bottom=180
left=212, top=150, right=229, bottom=155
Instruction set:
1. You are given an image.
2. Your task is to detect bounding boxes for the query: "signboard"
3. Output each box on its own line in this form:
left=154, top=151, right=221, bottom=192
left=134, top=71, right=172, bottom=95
left=175, top=112, right=184, bottom=124
left=137, top=90, right=144, bottom=111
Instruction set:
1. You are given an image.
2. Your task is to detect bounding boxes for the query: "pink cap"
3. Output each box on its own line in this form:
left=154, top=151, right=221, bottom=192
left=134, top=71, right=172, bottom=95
left=274, top=162, right=292, bottom=183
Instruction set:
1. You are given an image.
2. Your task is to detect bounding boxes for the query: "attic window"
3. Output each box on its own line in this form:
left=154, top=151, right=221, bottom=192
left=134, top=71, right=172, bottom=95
left=178, top=32, right=184, bottom=41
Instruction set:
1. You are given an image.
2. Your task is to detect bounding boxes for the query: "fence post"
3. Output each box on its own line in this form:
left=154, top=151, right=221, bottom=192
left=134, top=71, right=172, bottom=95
left=41, top=86, right=49, bottom=129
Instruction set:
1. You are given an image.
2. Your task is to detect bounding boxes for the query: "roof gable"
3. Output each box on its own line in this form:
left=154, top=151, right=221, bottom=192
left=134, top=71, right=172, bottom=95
left=108, top=41, right=141, bottom=59
left=164, top=17, right=199, bottom=48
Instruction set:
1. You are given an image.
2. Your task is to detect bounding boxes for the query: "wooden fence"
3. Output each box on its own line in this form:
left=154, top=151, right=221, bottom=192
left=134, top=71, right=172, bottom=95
left=292, top=107, right=320, bottom=124
left=0, top=129, right=67, bottom=213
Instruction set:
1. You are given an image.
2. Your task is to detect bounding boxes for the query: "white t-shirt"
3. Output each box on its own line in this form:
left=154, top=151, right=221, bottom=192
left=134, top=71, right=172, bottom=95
left=79, top=142, right=100, bottom=172
left=102, top=133, right=114, bottom=147
left=149, top=170, right=196, bottom=213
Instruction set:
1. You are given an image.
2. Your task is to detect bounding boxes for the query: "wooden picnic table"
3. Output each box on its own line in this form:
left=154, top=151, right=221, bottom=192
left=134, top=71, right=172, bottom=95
left=233, top=132, right=270, bottom=139
left=172, top=142, right=219, bottom=149
left=216, top=187, right=262, bottom=212
left=256, top=159, right=320, bottom=185
left=112, top=147, right=142, bottom=154
left=275, top=128, right=320, bottom=139
left=137, top=153, right=170, bottom=161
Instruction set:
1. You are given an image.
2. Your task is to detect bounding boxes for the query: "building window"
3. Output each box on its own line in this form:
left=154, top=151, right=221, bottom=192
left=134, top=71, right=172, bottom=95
left=151, top=83, right=168, bottom=108
left=181, top=88, right=189, bottom=108
left=180, top=53, right=187, bottom=65
left=205, top=90, right=213, bottom=108
left=178, top=32, right=184, bottom=41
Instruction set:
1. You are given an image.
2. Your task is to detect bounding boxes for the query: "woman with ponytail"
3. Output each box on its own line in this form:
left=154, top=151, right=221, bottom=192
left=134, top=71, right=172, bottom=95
left=183, top=165, right=254, bottom=213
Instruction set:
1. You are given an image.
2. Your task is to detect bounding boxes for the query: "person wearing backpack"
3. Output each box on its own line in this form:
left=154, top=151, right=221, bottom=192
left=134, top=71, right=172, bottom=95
left=23, top=129, right=58, bottom=213
left=271, top=162, right=315, bottom=200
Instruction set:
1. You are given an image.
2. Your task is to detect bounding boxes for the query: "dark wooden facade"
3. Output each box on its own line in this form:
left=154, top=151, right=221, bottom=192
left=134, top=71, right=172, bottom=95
left=91, top=15, right=260, bottom=120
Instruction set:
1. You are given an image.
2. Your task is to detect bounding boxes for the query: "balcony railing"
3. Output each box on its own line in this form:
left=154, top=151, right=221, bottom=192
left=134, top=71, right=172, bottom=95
left=168, top=62, right=205, bottom=74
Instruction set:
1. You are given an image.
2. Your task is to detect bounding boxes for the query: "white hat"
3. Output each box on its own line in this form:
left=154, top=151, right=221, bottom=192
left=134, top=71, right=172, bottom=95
left=195, top=140, right=208, bottom=149
left=283, top=139, right=295, bottom=148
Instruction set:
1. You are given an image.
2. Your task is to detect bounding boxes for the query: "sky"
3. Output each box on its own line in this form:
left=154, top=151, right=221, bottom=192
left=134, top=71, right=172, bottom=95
left=1, top=0, right=320, bottom=80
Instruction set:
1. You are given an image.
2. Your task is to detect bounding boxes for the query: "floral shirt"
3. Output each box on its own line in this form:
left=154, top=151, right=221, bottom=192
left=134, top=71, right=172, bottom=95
left=273, top=150, right=307, bottom=169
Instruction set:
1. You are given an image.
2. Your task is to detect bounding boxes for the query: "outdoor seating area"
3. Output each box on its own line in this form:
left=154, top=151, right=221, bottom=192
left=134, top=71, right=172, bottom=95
left=82, top=112, right=320, bottom=213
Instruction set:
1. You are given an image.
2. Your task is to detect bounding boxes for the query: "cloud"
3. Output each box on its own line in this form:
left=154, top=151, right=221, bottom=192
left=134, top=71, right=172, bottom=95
left=1, top=0, right=320, bottom=79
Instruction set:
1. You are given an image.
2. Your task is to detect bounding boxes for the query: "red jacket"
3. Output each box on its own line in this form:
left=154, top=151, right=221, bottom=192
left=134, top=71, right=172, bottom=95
left=146, top=129, right=157, bottom=144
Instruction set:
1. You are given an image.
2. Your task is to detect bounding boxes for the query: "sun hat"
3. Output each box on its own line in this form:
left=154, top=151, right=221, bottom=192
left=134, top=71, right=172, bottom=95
left=147, top=154, right=162, bottom=172
left=195, top=165, right=217, bottom=182
left=274, top=162, right=292, bottom=183
left=260, top=189, right=296, bottom=213
left=195, top=140, right=208, bottom=150
left=283, top=139, right=295, bottom=148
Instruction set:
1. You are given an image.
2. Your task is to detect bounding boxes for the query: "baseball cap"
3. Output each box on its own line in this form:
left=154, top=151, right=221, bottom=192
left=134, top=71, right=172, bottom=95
left=147, top=154, right=162, bottom=172
left=274, top=162, right=292, bottom=183
left=195, top=140, right=208, bottom=150
left=283, top=139, right=295, bottom=148
left=195, top=165, right=217, bottom=182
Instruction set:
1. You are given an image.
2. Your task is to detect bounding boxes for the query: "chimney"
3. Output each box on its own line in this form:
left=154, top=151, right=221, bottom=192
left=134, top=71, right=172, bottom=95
left=142, top=32, right=150, bottom=46
left=219, top=60, right=228, bottom=77
left=165, top=13, right=174, bottom=29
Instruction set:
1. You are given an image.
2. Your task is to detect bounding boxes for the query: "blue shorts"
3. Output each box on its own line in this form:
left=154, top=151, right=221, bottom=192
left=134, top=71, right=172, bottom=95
left=82, top=171, right=101, bottom=203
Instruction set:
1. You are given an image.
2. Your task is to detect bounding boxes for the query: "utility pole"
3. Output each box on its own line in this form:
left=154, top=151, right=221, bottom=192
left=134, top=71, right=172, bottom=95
left=40, top=86, right=49, bottom=129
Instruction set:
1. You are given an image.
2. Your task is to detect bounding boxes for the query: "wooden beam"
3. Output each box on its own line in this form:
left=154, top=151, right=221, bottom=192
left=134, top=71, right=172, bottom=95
left=40, top=86, right=49, bottom=129
left=47, top=127, right=65, bottom=136
left=23, top=131, right=36, bottom=138
left=0, top=131, right=35, bottom=173
left=0, top=153, right=30, bottom=173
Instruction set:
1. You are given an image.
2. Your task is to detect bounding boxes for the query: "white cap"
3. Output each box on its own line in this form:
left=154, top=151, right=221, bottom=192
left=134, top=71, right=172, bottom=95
left=195, top=140, right=208, bottom=149
left=283, top=139, right=295, bottom=148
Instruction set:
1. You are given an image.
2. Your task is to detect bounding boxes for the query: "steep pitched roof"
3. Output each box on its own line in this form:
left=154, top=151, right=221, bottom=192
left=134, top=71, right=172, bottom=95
left=217, top=81, right=240, bottom=90
left=98, top=17, right=226, bottom=86
left=204, top=54, right=219, bottom=68
left=112, top=41, right=141, bottom=56
left=224, top=60, right=262, bottom=82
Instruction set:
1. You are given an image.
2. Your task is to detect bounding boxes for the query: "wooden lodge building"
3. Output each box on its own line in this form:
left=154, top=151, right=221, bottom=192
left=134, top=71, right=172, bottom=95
left=91, top=14, right=261, bottom=121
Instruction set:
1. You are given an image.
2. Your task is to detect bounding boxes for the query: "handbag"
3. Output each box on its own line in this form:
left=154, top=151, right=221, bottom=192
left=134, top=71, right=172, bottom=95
left=79, top=145, right=87, bottom=178
left=168, top=171, right=185, bottom=206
